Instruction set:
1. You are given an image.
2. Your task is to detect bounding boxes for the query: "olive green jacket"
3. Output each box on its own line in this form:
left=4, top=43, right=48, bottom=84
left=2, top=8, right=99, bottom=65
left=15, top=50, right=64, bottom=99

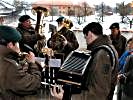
left=0, top=45, right=41, bottom=100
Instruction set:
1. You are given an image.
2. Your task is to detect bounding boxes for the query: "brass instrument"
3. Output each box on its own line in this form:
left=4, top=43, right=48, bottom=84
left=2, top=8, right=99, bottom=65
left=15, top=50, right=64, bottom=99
left=32, top=6, right=48, bottom=34
left=47, top=32, right=66, bottom=53
left=64, top=18, right=73, bottom=29
left=41, top=48, right=54, bottom=57
left=32, top=6, right=49, bottom=54
left=47, top=18, right=73, bottom=53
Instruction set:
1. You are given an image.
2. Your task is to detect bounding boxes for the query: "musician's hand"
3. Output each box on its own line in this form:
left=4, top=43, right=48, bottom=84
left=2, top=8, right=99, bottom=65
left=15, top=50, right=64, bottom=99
left=25, top=51, right=35, bottom=63
left=50, top=85, right=64, bottom=100
left=117, top=74, right=126, bottom=84
left=60, top=35, right=67, bottom=46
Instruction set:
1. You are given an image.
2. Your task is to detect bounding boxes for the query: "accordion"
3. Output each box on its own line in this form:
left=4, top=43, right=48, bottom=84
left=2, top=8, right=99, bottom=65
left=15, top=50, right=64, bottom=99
left=56, top=50, right=92, bottom=87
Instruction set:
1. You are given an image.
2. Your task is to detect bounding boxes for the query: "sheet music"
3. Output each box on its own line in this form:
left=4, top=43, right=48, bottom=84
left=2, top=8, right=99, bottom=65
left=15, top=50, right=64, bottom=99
left=35, top=57, right=61, bottom=67
left=49, top=59, right=61, bottom=67
left=35, top=57, right=46, bottom=62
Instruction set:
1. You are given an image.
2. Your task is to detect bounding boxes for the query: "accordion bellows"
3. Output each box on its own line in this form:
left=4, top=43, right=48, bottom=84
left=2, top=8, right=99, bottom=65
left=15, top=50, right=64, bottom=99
left=56, top=50, right=92, bottom=86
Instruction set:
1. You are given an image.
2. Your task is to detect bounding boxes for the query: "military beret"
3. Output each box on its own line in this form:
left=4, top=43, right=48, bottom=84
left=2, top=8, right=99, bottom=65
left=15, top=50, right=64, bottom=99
left=109, top=23, right=120, bottom=29
left=56, top=16, right=65, bottom=22
left=19, top=15, right=31, bottom=22
left=0, top=25, right=21, bottom=43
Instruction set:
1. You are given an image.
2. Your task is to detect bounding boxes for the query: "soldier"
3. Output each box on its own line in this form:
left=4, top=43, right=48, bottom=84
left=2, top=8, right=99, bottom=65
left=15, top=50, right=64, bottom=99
left=47, top=16, right=79, bottom=59
left=0, top=25, right=42, bottom=100
left=109, top=22, right=127, bottom=58
left=16, top=15, right=45, bottom=56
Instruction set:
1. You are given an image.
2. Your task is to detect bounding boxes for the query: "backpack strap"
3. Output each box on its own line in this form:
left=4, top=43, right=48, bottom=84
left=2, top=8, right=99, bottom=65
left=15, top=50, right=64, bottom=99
left=92, top=45, right=116, bottom=71
left=81, top=45, right=117, bottom=90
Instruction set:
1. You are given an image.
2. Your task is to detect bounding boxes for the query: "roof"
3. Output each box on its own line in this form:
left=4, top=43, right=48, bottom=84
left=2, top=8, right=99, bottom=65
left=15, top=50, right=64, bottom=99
left=32, top=0, right=73, bottom=6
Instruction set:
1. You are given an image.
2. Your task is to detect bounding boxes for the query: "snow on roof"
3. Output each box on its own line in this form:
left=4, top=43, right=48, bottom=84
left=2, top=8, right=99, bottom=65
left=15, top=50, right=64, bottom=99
left=0, top=1, right=15, bottom=9
left=32, top=0, right=73, bottom=6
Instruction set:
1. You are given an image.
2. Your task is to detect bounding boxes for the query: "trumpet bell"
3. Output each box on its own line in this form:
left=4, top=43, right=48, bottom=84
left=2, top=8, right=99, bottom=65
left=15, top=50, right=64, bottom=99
left=32, top=6, right=49, bottom=17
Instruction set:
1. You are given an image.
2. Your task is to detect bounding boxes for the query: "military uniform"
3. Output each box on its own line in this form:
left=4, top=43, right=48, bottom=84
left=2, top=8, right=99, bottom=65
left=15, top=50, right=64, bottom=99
left=71, top=35, right=118, bottom=100
left=109, top=23, right=127, bottom=58
left=47, top=26, right=79, bottom=59
left=16, top=15, right=45, bottom=56
left=0, top=26, right=42, bottom=100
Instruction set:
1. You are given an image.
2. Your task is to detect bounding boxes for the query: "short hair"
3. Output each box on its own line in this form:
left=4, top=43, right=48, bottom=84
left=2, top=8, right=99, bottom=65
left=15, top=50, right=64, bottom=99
left=83, top=22, right=103, bottom=35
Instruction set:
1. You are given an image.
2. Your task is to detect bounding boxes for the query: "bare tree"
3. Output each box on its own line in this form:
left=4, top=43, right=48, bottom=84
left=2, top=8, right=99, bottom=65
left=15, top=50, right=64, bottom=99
left=117, top=2, right=128, bottom=23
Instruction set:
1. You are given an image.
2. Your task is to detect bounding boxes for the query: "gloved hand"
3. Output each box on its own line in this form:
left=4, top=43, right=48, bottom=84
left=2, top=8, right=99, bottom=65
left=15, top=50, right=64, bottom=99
left=118, top=74, right=127, bottom=84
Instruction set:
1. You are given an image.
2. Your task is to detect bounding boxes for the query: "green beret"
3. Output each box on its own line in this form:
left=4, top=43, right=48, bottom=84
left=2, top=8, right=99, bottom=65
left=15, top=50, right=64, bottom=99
left=0, top=25, right=21, bottom=42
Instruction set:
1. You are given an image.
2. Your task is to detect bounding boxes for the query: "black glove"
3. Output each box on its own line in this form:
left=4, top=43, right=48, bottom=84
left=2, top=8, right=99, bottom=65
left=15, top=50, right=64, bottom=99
left=119, top=74, right=126, bottom=84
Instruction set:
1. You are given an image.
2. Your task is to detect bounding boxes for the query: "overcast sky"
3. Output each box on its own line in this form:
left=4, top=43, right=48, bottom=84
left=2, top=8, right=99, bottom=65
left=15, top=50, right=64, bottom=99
left=3, top=0, right=133, bottom=7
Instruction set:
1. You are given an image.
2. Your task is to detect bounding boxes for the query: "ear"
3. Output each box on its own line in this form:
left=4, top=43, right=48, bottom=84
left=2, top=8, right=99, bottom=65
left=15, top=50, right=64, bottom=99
left=7, top=42, right=13, bottom=48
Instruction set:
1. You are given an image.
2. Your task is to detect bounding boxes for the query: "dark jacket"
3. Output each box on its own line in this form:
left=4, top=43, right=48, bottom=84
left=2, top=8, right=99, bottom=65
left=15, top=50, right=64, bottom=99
left=0, top=45, right=41, bottom=100
left=47, top=26, right=79, bottom=59
left=17, top=24, right=38, bottom=50
left=110, top=33, right=127, bottom=58
left=72, top=35, right=118, bottom=100
left=123, top=55, right=133, bottom=97
left=16, top=24, right=44, bottom=55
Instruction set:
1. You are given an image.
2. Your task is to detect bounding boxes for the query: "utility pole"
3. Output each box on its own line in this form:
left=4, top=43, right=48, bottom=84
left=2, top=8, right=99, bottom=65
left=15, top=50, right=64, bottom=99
left=101, top=2, right=104, bottom=22
left=122, top=1, right=125, bottom=23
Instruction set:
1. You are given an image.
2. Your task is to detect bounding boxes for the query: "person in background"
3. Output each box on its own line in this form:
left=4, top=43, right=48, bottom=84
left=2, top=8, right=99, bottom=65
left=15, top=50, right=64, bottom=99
left=109, top=22, right=127, bottom=58
left=118, top=53, right=133, bottom=100
left=50, top=22, right=118, bottom=100
left=117, top=37, right=133, bottom=100
left=118, top=37, right=133, bottom=73
left=47, top=16, right=79, bottom=59
left=16, top=15, right=45, bottom=56
left=0, top=25, right=42, bottom=100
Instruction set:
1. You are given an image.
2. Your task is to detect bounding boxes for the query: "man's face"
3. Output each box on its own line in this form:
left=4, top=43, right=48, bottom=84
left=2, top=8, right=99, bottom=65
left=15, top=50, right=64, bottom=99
left=110, top=28, right=119, bottom=35
left=7, top=42, right=20, bottom=53
left=84, top=31, right=93, bottom=45
left=21, top=19, right=31, bottom=29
